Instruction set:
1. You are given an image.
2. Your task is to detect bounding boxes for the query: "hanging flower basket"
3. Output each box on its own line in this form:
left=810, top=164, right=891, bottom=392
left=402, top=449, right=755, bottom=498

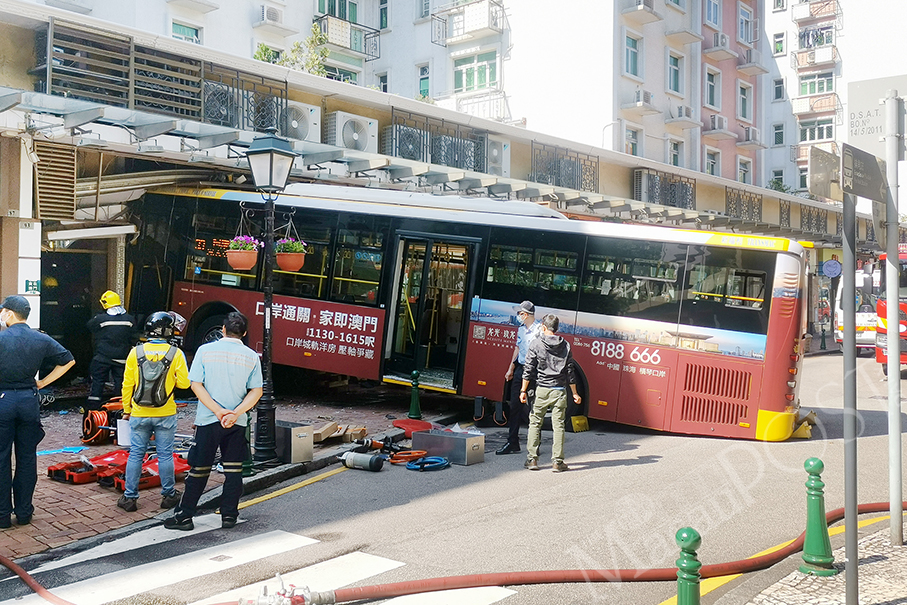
left=276, top=252, right=306, bottom=272
left=226, top=235, right=262, bottom=271
left=275, top=238, right=307, bottom=272
left=226, top=249, right=258, bottom=271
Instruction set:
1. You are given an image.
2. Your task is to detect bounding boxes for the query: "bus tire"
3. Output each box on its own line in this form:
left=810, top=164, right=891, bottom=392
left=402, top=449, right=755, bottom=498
left=192, top=315, right=227, bottom=352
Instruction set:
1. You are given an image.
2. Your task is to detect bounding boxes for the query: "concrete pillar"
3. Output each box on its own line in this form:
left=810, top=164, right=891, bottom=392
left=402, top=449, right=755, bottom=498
left=0, top=136, right=42, bottom=327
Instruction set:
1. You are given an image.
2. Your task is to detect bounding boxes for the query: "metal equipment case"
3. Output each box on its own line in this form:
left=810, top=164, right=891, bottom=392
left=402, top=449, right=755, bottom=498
left=412, top=429, right=484, bottom=465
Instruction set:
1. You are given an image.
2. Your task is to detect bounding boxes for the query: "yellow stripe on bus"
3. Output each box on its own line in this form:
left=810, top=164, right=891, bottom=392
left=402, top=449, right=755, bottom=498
left=704, top=234, right=791, bottom=251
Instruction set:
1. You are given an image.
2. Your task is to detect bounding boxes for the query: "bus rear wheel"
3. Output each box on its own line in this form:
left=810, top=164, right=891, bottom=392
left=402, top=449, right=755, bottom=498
left=191, top=315, right=226, bottom=352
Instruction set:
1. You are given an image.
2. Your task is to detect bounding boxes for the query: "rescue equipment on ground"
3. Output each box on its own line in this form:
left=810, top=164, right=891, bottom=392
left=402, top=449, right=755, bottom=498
left=47, top=449, right=190, bottom=489
left=339, top=452, right=384, bottom=472
left=81, top=398, right=124, bottom=445
left=405, top=456, right=450, bottom=471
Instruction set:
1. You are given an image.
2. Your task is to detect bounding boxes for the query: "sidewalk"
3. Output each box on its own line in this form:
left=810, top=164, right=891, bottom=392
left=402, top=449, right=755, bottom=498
left=0, top=382, right=454, bottom=561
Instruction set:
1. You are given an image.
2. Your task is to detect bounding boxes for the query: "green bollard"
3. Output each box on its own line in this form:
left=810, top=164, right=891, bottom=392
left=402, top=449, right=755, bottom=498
left=675, top=527, right=702, bottom=605
left=408, top=370, right=422, bottom=420
left=242, top=412, right=255, bottom=477
left=799, top=457, right=838, bottom=575
left=820, top=327, right=827, bottom=350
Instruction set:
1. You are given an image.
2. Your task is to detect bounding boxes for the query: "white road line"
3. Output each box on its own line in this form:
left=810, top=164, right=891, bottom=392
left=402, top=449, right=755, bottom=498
left=381, top=587, right=516, bottom=604
left=188, top=551, right=406, bottom=605
left=0, top=514, right=226, bottom=580
left=0, top=531, right=316, bottom=605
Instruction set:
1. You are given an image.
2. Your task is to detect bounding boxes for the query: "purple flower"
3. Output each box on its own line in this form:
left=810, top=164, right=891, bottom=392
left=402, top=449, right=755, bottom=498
left=275, top=238, right=307, bottom=253
left=228, top=235, right=263, bottom=251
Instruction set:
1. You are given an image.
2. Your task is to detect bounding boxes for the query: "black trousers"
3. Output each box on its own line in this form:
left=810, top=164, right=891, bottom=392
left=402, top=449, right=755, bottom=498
left=506, top=364, right=533, bottom=446
left=88, top=357, right=125, bottom=408
left=176, top=422, right=247, bottom=520
left=0, top=388, right=45, bottom=520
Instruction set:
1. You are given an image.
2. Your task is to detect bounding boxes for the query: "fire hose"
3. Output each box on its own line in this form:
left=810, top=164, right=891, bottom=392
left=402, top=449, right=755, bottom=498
left=2, top=501, right=904, bottom=605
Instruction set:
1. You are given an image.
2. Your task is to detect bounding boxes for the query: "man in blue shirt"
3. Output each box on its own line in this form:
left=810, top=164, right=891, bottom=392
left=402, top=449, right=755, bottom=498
left=0, top=296, right=75, bottom=528
left=164, top=311, right=262, bottom=531
left=497, top=300, right=540, bottom=455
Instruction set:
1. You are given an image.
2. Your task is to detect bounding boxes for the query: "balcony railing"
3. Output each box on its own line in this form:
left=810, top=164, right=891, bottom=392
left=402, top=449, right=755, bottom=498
left=790, top=45, right=838, bottom=69
left=431, top=0, right=505, bottom=46
left=790, top=141, right=839, bottom=162
left=434, top=88, right=511, bottom=122
left=314, top=15, right=380, bottom=61
left=32, top=19, right=290, bottom=133
left=791, top=92, right=841, bottom=116
left=792, top=0, right=840, bottom=22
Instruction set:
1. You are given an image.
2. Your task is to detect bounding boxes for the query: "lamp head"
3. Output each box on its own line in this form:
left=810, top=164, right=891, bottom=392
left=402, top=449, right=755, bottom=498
left=245, top=131, right=298, bottom=194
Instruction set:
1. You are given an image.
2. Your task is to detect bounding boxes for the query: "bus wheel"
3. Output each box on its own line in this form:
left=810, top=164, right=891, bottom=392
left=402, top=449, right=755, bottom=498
left=882, top=363, right=889, bottom=377
left=193, top=315, right=227, bottom=351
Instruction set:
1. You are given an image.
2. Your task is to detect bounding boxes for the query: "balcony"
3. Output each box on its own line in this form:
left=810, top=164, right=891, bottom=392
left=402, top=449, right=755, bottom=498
left=790, top=141, right=839, bottom=163
left=737, top=48, right=768, bottom=76
left=792, top=92, right=841, bottom=116
left=702, top=32, right=738, bottom=61
left=665, top=28, right=704, bottom=46
left=790, top=45, right=838, bottom=69
left=792, top=0, right=840, bottom=23
left=621, top=0, right=663, bottom=25
left=620, top=89, right=659, bottom=116
left=315, top=15, right=380, bottom=61
left=45, top=0, right=92, bottom=13
left=167, top=0, right=218, bottom=12
left=431, top=0, right=505, bottom=46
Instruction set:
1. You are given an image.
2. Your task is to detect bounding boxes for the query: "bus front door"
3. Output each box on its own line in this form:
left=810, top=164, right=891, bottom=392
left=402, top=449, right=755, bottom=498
left=387, top=237, right=471, bottom=392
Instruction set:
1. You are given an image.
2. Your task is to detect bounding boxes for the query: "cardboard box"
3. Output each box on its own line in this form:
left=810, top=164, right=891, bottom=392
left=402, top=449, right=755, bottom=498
left=275, top=421, right=314, bottom=463
left=411, top=429, right=484, bottom=466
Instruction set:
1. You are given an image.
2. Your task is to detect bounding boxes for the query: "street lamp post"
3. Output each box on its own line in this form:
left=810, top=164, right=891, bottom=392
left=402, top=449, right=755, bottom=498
left=245, top=130, right=298, bottom=466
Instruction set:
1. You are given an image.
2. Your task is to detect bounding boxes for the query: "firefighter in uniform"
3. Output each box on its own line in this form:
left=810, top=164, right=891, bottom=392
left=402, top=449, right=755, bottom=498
left=85, top=290, right=136, bottom=412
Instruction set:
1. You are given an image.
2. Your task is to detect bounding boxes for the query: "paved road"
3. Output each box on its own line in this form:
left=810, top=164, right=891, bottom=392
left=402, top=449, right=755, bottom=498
left=1, top=353, right=904, bottom=605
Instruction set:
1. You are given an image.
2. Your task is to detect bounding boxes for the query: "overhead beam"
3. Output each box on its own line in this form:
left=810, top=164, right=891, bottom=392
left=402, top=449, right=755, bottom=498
left=424, top=171, right=465, bottom=185
left=0, top=92, right=22, bottom=113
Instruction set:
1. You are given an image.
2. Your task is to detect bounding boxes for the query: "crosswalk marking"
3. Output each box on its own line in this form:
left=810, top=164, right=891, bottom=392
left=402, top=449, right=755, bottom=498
left=0, top=531, right=316, bottom=605
left=188, top=551, right=405, bottom=605
left=0, top=514, right=225, bottom=581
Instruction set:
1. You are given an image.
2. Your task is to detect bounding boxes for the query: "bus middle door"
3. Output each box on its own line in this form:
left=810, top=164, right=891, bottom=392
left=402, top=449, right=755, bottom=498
left=387, top=235, right=473, bottom=392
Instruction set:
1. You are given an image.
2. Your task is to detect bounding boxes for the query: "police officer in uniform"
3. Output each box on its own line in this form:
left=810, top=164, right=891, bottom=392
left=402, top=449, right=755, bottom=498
left=86, top=290, right=136, bottom=411
left=0, top=296, right=75, bottom=528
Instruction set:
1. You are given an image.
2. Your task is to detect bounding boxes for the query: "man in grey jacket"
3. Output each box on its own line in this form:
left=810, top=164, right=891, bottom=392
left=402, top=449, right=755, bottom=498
left=519, top=314, right=581, bottom=472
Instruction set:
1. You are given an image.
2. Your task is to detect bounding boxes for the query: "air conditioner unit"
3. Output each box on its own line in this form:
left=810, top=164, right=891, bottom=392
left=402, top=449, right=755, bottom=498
left=676, top=105, right=693, bottom=119
left=714, top=32, right=730, bottom=48
left=323, top=111, right=379, bottom=153
left=382, top=124, right=430, bottom=162
left=745, top=48, right=762, bottom=64
left=431, top=134, right=478, bottom=170
left=744, top=126, right=761, bottom=143
left=710, top=114, right=728, bottom=130
left=634, top=89, right=654, bottom=105
left=485, top=135, right=511, bottom=177
left=633, top=169, right=662, bottom=204
left=261, top=5, right=284, bottom=25
left=280, top=101, right=321, bottom=143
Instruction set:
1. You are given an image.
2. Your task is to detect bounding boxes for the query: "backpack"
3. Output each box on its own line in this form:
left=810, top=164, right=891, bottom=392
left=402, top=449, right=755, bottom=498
left=133, top=344, right=177, bottom=407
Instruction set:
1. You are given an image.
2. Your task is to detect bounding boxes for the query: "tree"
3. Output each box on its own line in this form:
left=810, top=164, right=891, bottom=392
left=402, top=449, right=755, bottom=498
left=767, top=178, right=794, bottom=194
left=255, top=24, right=329, bottom=77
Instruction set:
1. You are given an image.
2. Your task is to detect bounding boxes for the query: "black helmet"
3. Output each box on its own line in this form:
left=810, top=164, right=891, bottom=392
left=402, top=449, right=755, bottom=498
left=144, top=311, right=175, bottom=338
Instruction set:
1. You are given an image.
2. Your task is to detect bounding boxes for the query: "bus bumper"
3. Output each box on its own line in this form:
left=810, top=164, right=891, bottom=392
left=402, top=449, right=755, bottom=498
left=755, top=408, right=797, bottom=442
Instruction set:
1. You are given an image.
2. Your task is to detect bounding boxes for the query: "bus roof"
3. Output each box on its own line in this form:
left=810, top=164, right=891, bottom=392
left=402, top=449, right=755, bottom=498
left=151, top=184, right=804, bottom=256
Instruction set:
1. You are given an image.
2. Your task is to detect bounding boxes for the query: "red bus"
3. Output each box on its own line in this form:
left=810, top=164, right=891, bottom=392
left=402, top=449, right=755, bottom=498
left=874, top=250, right=907, bottom=375
left=128, top=183, right=808, bottom=441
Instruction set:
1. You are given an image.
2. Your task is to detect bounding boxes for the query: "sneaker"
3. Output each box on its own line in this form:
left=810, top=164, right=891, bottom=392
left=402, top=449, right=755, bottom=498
left=525, top=458, right=539, bottom=471
left=222, top=516, right=238, bottom=529
left=116, top=495, right=138, bottom=512
left=163, top=516, right=194, bottom=531
left=552, top=461, right=569, bottom=473
left=160, top=490, right=182, bottom=510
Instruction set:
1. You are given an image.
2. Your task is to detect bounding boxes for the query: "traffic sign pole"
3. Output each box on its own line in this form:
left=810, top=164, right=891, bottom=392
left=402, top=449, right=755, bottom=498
left=842, top=191, right=858, bottom=605
left=884, top=89, right=903, bottom=546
